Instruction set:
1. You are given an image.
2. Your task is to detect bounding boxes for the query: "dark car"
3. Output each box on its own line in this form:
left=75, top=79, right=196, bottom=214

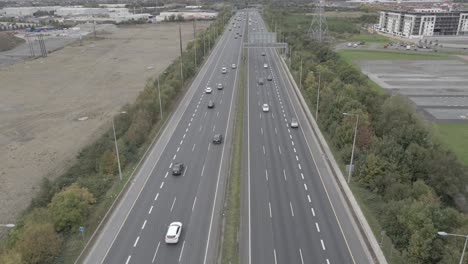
left=261, top=52, right=266, bottom=56
left=172, top=163, right=184, bottom=175
left=258, top=78, right=264, bottom=85
left=267, top=75, right=273, bottom=81
left=213, top=134, right=223, bottom=144
left=208, top=100, right=215, bottom=108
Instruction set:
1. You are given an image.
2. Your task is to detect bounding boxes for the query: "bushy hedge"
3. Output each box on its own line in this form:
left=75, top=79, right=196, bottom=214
left=0, top=9, right=232, bottom=264
left=264, top=7, right=468, bottom=264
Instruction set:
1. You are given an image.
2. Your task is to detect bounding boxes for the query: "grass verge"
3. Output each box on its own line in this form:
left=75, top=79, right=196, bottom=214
left=349, top=33, right=391, bottom=43
left=433, top=122, right=468, bottom=166
left=220, top=39, right=245, bottom=264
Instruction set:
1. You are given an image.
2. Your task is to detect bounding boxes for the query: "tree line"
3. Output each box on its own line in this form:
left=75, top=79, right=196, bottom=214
left=264, top=7, right=468, bottom=264
left=0, top=8, right=232, bottom=264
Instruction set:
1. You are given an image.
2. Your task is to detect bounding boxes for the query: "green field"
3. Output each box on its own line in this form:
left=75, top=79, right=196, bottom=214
left=434, top=122, right=468, bottom=166
left=350, top=33, right=390, bottom=43
left=338, top=49, right=449, bottom=62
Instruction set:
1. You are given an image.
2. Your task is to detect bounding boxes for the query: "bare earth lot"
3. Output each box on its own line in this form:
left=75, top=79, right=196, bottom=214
left=0, top=21, right=209, bottom=226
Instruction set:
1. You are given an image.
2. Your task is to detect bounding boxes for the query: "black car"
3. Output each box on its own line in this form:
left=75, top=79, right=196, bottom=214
left=267, top=75, right=273, bottom=81
left=172, top=163, right=184, bottom=175
left=208, top=100, right=215, bottom=108
left=258, top=78, right=264, bottom=85
left=261, top=52, right=266, bottom=56
left=213, top=134, right=223, bottom=144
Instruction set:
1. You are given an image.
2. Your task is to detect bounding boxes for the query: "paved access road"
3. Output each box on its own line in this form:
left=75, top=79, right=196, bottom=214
left=84, top=12, right=247, bottom=264
left=243, top=10, right=371, bottom=264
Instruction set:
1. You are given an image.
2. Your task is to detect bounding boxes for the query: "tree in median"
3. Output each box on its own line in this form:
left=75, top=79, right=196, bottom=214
left=48, top=183, right=96, bottom=232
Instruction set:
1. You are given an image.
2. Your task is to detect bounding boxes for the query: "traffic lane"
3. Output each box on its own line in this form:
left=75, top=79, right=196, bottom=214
left=247, top=46, right=276, bottom=264
left=249, top=47, right=310, bottom=263
left=171, top=50, right=244, bottom=264
left=268, top=47, right=356, bottom=263
left=102, top=21, right=241, bottom=264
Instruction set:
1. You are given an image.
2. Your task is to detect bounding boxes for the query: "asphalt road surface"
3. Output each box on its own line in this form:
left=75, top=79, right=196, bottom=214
left=85, top=12, right=246, bottom=264
left=243, top=10, right=370, bottom=264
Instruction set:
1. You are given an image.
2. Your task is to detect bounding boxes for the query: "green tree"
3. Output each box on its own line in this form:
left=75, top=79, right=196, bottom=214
left=48, top=183, right=96, bottom=232
left=15, top=223, right=62, bottom=264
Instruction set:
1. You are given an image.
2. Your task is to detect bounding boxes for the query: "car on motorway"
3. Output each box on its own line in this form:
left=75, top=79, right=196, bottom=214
left=262, top=104, right=269, bottom=112
left=172, top=163, right=185, bottom=175
left=261, top=52, right=266, bottom=56
left=208, top=100, right=214, bottom=108
left=205, top=87, right=212, bottom=94
left=213, top=134, right=223, bottom=144
left=221, top=67, right=227, bottom=74
left=267, top=75, right=273, bottom=81
left=165, top=222, right=182, bottom=244
left=231, top=64, right=237, bottom=69
left=229, top=28, right=232, bottom=31
left=217, top=83, right=223, bottom=90
left=258, top=78, right=264, bottom=85
left=290, top=118, right=299, bottom=128
left=234, top=36, right=238, bottom=39
left=263, top=63, right=268, bottom=69
left=239, top=33, right=243, bottom=36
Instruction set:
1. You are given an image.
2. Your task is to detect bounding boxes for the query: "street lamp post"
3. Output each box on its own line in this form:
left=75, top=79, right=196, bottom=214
left=112, top=111, right=126, bottom=181
left=158, top=77, right=163, bottom=120
left=343, top=113, right=359, bottom=183
left=311, top=71, right=321, bottom=121
left=438, top=231, right=468, bottom=264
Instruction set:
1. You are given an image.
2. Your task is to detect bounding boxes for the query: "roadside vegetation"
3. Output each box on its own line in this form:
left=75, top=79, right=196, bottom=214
left=0, top=9, right=232, bottom=264
left=264, top=6, right=468, bottom=264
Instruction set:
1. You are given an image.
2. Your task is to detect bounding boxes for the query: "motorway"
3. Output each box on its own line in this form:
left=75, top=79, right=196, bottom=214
left=85, top=12, right=246, bottom=264
left=243, top=11, right=370, bottom=264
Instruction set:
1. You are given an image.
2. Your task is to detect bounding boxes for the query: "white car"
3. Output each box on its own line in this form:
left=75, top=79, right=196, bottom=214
left=290, top=118, right=299, bottom=128
left=262, top=104, right=269, bottom=112
left=205, top=87, right=212, bottom=94
left=231, top=64, right=237, bottom=69
left=217, top=83, right=223, bottom=90
left=165, top=222, right=182, bottom=244
left=221, top=67, right=227, bottom=74
left=347, top=42, right=352, bottom=47
left=263, top=63, right=268, bottom=69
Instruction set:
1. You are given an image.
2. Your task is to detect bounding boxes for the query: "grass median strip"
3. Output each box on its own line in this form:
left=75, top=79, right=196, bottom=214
left=220, top=44, right=245, bottom=264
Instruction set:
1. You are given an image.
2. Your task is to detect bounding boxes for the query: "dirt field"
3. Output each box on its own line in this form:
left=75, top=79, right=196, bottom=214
left=0, top=33, right=25, bottom=52
left=0, top=21, right=209, bottom=226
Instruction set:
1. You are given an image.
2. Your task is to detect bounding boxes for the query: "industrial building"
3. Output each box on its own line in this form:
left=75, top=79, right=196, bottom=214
left=155, top=11, right=217, bottom=22
left=378, top=9, right=468, bottom=38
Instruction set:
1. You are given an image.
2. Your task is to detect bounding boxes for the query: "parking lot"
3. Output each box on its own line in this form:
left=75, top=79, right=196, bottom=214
left=357, top=58, right=468, bottom=121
